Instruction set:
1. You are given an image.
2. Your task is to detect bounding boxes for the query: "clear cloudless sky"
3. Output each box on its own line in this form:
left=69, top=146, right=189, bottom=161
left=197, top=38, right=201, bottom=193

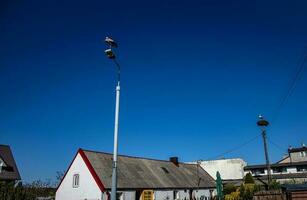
left=1, top=0, right=307, bottom=183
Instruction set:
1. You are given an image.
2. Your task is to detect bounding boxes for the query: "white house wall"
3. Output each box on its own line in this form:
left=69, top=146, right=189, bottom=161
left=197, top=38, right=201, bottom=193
left=287, top=167, right=297, bottom=173
left=155, top=190, right=174, bottom=200
left=193, top=190, right=211, bottom=200
left=56, top=153, right=102, bottom=200
left=156, top=190, right=190, bottom=200
left=154, top=189, right=211, bottom=200
left=102, top=191, right=136, bottom=200
left=102, top=190, right=208, bottom=200
left=198, top=159, right=246, bottom=180
left=290, top=151, right=307, bottom=162
left=117, top=191, right=136, bottom=200
left=177, top=190, right=190, bottom=200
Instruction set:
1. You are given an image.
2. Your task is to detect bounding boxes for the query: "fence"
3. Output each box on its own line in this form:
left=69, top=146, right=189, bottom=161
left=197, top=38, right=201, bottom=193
left=253, top=190, right=286, bottom=200
left=288, top=190, right=307, bottom=200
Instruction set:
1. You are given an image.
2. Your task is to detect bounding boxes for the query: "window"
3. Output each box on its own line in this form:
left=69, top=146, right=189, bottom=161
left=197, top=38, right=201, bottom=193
left=174, top=191, right=179, bottom=200
left=300, top=151, right=307, bottom=157
left=272, top=167, right=287, bottom=173
left=0, top=160, right=3, bottom=173
left=73, top=174, right=79, bottom=188
left=297, top=166, right=307, bottom=172
left=251, top=169, right=264, bottom=175
left=1, top=166, right=13, bottom=172
left=116, top=192, right=123, bottom=200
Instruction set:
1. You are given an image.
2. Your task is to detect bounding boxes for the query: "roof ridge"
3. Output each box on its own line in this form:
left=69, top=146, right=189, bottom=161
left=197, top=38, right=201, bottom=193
left=81, top=148, right=196, bottom=166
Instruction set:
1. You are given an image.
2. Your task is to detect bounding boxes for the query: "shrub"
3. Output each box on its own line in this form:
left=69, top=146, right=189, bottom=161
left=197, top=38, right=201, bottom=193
left=223, top=184, right=237, bottom=195
left=0, top=180, right=55, bottom=200
left=269, top=179, right=281, bottom=190
left=224, top=191, right=240, bottom=200
left=244, top=173, right=254, bottom=184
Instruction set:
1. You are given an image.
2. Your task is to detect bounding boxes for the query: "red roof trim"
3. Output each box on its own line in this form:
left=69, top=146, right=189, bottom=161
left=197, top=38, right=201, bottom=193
left=79, top=149, right=106, bottom=192
left=56, top=149, right=80, bottom=192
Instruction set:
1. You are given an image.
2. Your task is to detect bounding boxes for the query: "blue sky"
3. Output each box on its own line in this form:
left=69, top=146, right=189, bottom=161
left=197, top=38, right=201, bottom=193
left=1, top=0, right=307, bottom=182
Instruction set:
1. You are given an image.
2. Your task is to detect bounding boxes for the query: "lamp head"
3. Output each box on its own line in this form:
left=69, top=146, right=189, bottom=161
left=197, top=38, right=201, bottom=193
left=105, top=37, right=118, bottom=48
left=105, top=49, right=116, bottom=59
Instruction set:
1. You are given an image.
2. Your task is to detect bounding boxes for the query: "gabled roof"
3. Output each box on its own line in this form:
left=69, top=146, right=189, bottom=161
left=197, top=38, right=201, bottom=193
left=80, top=149, right=215, bottom=190
left=276, top=155, right=290, bottom=164
left=0, top=145, right=21, bottom=181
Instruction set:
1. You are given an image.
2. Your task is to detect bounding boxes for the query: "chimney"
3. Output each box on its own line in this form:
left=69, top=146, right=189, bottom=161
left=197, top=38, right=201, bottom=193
left=169, top=157, right=179, bottom=166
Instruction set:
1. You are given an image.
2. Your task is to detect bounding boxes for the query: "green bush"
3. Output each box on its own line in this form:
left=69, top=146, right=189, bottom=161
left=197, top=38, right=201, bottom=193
left=223, top=184, right=237, bottom=195
left=0, top=181, right=55, bottom=200
left=224, top=191, right=240, bottom=200
left=268, top=179, right=281, bottom=190
left=244, top=173, right=254, bottom=184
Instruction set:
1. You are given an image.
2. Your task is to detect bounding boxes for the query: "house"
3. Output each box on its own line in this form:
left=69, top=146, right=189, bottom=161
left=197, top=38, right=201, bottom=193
left=189, top=158, right=247, bottom=186
left=56, top=149, right=216, bottom=200
left=244, top=144, right=307, bottom=184
left=0, top=144, right=21, bottom=183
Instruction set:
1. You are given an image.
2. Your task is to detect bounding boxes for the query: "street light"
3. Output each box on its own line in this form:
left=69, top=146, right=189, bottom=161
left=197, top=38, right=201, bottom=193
left=104, top=36, right=120, bottom=200
left=105, top=49, right=116, bottom=59
left=257, top=115, right=271, bottom=188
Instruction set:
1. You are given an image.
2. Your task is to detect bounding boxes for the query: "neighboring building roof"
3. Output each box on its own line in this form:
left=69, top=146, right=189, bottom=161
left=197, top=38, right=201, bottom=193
left=79, top=149, right=215, bottom=190
left=276, top=155, right=290, bottom=164
left=244, top=161, right=307, bottom=170
left=282, top=183, right=307, bottom=191
left=0, top=145, right=21, bottom=181
left=222, top=179, right=243, bottom=187
left=288, top=146, right=307, bottom=153
left=255, top=173, right=307, bottom=180
left=196, top=158, right=246, bottom=162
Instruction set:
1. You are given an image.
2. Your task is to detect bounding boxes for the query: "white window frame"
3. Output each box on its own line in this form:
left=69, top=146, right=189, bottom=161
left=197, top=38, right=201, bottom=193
left=72, top=174, right=80, bottom=188
left=300, top=151, right=306, bottom=157
left=174, top=191, right=179, bottom=200
left=116, top=192, right=123, bottom=200
left=0, top=158, right=5, bottom=173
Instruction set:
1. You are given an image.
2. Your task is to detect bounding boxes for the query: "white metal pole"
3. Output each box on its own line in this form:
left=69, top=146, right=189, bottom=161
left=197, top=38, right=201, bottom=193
left=111, top=81, right=120, bottom=200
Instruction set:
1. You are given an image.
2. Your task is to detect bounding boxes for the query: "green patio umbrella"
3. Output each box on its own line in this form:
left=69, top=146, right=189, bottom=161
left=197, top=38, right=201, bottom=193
left=216, top=171, right=224, bottom=200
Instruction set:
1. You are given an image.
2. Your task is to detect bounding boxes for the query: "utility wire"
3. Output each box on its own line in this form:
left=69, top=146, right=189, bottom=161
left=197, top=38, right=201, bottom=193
left=207, top=134, right=261, bottom=160
left=271, top=47, right=307, bottom=124
left=267, top=137, right=285, bottom=153
left=204, top=47, right=307, bottom=161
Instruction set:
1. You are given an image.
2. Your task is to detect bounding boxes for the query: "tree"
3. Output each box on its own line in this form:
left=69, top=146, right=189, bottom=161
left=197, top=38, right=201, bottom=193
left=239, top=184, right=255, bottom=200
left=244, top=173, right=255, bottom=184
left=55, top=170, right=65, bottom=187
left=268, top=179, right=281, bottom=190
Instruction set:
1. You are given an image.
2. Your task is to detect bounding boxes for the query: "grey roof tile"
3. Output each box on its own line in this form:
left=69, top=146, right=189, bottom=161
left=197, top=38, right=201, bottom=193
left=83, top=150, right=215, bottom=190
